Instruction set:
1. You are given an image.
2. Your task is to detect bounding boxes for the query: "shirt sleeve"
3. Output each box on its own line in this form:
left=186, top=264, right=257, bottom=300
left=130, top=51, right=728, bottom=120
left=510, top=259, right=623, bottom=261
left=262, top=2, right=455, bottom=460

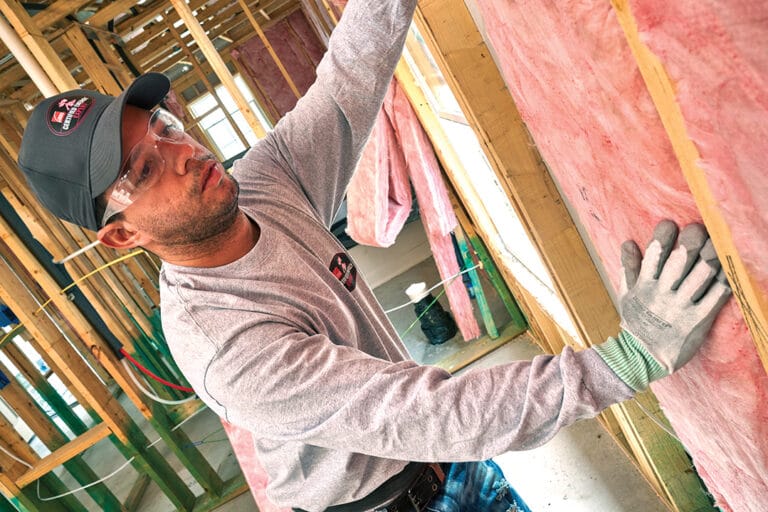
left=203, top=323, right=635, bottom=462
left=233, top=0, right=417, bottom=227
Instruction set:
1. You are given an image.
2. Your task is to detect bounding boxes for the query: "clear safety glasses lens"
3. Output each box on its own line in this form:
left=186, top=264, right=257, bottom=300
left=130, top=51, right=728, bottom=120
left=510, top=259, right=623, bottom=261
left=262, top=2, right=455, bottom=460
left=101, top=109, right=187, bottom=227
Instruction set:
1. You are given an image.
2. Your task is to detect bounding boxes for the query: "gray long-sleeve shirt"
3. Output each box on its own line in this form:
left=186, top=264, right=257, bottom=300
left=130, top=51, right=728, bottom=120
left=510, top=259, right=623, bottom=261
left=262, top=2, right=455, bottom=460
left=159, top=0, right=634, bottom=509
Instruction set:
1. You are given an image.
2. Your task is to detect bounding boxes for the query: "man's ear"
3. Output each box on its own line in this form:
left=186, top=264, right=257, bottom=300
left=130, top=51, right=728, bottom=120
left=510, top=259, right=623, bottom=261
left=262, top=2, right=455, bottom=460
left=97, top=220, right=151, bottom=249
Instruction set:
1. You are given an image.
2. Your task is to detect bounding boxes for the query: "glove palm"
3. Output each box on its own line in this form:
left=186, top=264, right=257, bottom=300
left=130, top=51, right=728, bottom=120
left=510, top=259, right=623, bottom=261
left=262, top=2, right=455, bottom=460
left=596, top=220, right=732, bottom=391
left=619, top=220, right=731, bottom=373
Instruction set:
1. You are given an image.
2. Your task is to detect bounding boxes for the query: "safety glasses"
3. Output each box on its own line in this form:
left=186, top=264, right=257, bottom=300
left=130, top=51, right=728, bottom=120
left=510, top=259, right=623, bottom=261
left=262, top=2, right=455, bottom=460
left=101, top=108, right=190, bottom=227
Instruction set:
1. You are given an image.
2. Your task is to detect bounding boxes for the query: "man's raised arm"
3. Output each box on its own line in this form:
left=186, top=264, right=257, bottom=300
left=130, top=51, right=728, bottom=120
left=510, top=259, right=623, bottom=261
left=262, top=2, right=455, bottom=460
left=234, top=0, right=417, bottom=225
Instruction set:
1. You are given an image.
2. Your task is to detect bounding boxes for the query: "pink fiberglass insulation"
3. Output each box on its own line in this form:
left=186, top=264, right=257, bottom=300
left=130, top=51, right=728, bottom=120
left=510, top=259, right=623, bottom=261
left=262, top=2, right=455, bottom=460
left=222, top=421, right=289, bottom=512
left=475, top=1, right=768, bottom=510
left=385, top=81, right=480, bottom=341
left=346, top=83, right=412, bottom=247
left=347, top=78, right=481, bottom=340
left=629, top=0, right=768, bottom=293
left=232, top=10, right=324, bottom=120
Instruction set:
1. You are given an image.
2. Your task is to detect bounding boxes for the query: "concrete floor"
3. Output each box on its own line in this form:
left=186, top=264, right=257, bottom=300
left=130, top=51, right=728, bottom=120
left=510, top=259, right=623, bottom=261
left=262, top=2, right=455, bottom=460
left=47, top=248, right=666, bottom=511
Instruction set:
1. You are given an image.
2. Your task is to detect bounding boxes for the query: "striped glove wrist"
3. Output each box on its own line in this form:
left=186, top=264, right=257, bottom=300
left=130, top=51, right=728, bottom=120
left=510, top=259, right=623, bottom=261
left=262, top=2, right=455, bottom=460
left=594, top=330, right=668, bottom=391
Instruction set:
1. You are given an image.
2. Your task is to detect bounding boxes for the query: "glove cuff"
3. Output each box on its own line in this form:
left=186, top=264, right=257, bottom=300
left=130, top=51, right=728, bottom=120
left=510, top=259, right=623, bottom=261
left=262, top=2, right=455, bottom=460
left=594, top=330, right=668, bottom=391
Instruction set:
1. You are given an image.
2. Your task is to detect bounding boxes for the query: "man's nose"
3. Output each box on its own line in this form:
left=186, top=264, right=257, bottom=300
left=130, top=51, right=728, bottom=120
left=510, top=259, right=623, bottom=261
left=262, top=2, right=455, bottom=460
left=157, top=139, right=195, bottom=175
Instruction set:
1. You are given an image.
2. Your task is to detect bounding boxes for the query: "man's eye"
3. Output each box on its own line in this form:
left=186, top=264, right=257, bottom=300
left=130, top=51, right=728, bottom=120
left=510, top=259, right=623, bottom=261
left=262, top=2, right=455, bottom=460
left=136, top=164, right=152, bottom=185
left=134, top=158, right=159, bottom=187
left=158, top=123, right=183, bottom=140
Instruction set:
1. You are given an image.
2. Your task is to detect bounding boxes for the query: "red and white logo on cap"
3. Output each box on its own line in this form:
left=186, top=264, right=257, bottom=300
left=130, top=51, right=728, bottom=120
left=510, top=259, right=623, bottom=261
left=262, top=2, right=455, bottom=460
left=47, top=96, right=94, bottom=136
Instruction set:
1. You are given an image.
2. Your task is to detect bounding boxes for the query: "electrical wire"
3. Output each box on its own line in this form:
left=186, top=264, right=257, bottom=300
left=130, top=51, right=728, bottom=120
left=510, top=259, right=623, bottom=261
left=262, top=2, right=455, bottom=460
left=0, top=249, right=147, bottom=349
left=0, top=444, right=33, bottom=468
left=33, top=404, right=211, bottom=502
left=383, top=263, right=482, bottom=314
left=122, top=359, right=198, bottom=405
left=120, top=349, right=194, bottom=393
left=400, top=288, right=447, bottom=338
left=39, top=458, right=136, bottom=501
left=633, top=398, right=683, bottom=444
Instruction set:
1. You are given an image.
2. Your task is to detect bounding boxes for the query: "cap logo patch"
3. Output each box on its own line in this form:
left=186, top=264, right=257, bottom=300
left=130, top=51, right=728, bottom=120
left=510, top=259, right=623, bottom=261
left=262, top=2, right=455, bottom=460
left=47, top=96, right=94, bottom=136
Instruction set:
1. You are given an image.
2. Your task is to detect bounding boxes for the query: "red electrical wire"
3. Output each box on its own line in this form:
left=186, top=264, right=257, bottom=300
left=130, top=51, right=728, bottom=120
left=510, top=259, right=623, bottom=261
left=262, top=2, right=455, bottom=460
left=120, top=348, right=195, bottom=393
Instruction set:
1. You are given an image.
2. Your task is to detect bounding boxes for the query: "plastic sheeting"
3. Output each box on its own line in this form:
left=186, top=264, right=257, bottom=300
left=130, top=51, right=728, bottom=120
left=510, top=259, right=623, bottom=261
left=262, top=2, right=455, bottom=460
left=475, top=1, right=768, bottom=510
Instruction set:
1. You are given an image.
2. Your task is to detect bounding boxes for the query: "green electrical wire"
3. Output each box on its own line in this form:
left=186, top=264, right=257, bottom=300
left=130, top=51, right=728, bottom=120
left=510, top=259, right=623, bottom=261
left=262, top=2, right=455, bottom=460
left=399, top=288, right=447, bottom=338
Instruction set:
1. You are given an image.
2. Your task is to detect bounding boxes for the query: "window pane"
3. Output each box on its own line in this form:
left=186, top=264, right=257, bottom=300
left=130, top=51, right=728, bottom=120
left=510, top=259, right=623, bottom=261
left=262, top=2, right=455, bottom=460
left=187, top=74, right=270, bottom=159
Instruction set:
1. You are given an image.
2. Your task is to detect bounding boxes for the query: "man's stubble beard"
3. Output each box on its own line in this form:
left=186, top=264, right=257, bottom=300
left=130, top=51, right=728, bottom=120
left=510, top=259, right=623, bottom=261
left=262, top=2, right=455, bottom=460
left=148, top=173, right=241, bottom=247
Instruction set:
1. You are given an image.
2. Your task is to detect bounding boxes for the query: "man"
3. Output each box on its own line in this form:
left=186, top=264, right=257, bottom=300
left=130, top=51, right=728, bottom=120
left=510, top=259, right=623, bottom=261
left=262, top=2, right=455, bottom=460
left=17, top=0, right=731, bottom=510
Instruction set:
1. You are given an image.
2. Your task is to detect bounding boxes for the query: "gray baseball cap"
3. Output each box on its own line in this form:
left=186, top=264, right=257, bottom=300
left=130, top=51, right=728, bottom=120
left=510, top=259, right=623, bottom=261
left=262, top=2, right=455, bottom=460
left=17, top=73, right=170, bottom=231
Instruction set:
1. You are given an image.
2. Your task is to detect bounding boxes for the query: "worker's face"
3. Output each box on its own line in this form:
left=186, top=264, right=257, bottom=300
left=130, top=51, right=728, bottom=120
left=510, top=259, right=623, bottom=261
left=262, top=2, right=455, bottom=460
left=101, top=105, right=239, bottom=248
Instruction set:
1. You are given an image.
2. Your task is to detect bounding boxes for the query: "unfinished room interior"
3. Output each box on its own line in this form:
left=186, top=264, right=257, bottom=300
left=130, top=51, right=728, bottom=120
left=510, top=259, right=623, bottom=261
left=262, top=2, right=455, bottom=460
left=0, top=0, right=765, bottom=510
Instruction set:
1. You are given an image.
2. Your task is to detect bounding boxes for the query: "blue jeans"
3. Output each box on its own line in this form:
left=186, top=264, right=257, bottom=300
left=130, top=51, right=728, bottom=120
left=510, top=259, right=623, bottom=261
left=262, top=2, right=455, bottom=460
left=426, top=460, right=531, bottom=512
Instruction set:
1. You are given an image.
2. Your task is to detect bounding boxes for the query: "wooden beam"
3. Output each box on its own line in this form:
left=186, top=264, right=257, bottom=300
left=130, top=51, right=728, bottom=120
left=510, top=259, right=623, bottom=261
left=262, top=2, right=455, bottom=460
left=62, top=24, right=123, bottom=96
left=0, top=372, right=125, bottom=511
left=237, top=0, right=302, bottom=99
left=169, top=0, right=267, bottom=138
left=3, top=339, right=89, bottom=435
left=610, top=0, right=768, bottom=376
left=0, top=414, right=38, bottom=481
left=0, top=255, right=129, bottom=442
left=31, top=0, right=92, bottom=29
left=0, top=214, right=150, bottom=421
left=84, top=0, right=136, bottom=28
left=166, top=21, right=251, bottom=147
left=0, top=0, right=78, bottom=93
left=15, top=423, right=110, bottom=488
left=127, top=0, right=245, bottom=66
left=89, top=36, right=136, bottom=89
left=0, top=361, right=62, bottom=447
left=0, top=116, right=22, bottom=161
left=135, top=0, right=298, bottom=77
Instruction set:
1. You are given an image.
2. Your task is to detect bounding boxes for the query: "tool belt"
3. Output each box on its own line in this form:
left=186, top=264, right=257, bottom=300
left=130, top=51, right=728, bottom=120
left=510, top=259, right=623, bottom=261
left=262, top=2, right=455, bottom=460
left=293, top=462, right=446, bottom=512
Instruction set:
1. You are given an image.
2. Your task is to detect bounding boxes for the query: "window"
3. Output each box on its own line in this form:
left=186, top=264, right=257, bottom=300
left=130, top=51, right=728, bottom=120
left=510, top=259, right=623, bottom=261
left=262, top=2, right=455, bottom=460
left=188, top=75, right=271, bottom=161
left=403, top=24, right=580, bottom=342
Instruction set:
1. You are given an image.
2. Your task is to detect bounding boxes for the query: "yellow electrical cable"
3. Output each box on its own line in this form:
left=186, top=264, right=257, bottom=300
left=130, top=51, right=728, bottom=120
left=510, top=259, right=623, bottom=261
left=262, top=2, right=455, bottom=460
left=0, top=249, right=147, bottom=348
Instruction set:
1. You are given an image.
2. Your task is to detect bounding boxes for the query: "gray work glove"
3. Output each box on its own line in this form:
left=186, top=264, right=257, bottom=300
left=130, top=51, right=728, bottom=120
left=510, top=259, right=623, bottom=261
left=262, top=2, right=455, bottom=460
left=595, top=220, right=732, bottom=391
